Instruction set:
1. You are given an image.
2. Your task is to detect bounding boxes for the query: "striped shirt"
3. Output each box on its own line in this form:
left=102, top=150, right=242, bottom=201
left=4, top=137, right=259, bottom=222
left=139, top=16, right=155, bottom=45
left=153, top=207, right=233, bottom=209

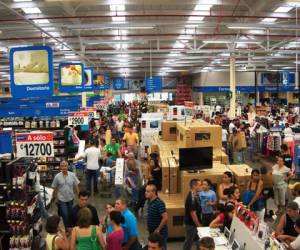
left=147, top=197, right=168, bottom=238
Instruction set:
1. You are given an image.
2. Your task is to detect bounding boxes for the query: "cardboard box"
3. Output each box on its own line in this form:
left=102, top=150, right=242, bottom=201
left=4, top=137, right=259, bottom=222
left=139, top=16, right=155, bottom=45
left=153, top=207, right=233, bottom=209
left=176, top=121, right=222, bottom=149
left=168, top=157, right=179, bottom=194
left=161, top=158, right=170, bottom=193
left=161, top=120, right=178, bottom=141
left=227, top=164, right=251, bottom=194
left=159, top=193, right=185, bottom=238
left=180, top=162, right=227, bottom=197
left=213, top=148, right=229, bottom=165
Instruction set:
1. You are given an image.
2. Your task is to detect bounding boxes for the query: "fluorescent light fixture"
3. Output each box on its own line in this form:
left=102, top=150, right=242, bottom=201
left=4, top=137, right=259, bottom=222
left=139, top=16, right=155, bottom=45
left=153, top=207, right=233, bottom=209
left=236, top=40, right=261, bottom=44
left=185, top=24, right=198, bottom=28
left=112, top=16, right=126, bottom=22
left=64, top=54, right=78, bottom=59
left=220, top=53, right=230, bottom=57
left=115, top=43, right=128, bottom=49
left=227, top=25, right=265, bottom=30
left=188, top=16, right=204, bottom=21
left=274, top=6, right=293, bottom=13
left=261, top=18, right=277, bottom=22
left=161, top=67, right=171, bottom=71
left=113, top=29, right=128, bottom=36
left=181, top=28, right=195, bottom=35
left=117, top=54, right=129, bottom=57
left=194, top=4, right=212, bottom=11
left=178, top=35, right=193, bottom=40
left=173, top=42, right=186, bottom=49
left=22, top=7, right=41, bottom=14
left=13, top=0, right=32, bottom=2
left=33, top=19, right=50, bottom=24
left=48, top=32, right=60, bottom=37
left=203, top=40, right=229, bottom=43
left=168, top=52, right=182, bottom=57
left=110, top=4, right=125, bottom=11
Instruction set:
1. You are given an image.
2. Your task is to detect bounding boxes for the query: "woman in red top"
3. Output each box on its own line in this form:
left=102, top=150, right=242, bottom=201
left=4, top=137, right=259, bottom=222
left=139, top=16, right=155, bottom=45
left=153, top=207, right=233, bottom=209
left=209, top=203, right=235, bottom=230
left=120, top=139, right=129, bottom=159
left=106, top=210, right=124, bottom=250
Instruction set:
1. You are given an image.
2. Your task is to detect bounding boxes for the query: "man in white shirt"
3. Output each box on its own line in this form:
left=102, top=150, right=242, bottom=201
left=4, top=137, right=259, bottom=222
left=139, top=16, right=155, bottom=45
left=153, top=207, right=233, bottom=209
left=215, top=105, right=222, bottom=114
left=76, top=140, right=101, bottom=194
left=229, top=119, right=237, bottom=134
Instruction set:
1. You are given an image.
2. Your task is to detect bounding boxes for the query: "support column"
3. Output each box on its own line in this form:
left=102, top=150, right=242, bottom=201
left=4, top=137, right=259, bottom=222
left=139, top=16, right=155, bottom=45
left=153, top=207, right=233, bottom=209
left=228, top=55, right=236, bottom=119
left=256, top=91, right=260, bottom=106
left=199, top=92, right=204, bottom=105
left=81, top=92, right=87, bottom=107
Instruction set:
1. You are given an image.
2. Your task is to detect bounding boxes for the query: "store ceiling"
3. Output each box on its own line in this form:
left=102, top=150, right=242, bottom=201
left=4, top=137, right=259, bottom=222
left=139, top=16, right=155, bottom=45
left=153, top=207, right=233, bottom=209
left=0, top=0, right=299, bottom=83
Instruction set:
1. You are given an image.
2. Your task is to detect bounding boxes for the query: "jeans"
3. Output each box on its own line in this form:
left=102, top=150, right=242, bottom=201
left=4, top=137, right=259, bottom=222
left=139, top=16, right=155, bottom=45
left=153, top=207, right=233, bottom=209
left=58, top=200, right=73, bottom=228
left=273, top=185, right=287, bottom=207
left=183, top=225, right=199, bottom=250
left=233, top=151, right=245, bottom=164
left=37, top=193, right=48, bottom=219
left=201, top=213, right=214, bottom=226
left=86, top=169, right=98, bottom=193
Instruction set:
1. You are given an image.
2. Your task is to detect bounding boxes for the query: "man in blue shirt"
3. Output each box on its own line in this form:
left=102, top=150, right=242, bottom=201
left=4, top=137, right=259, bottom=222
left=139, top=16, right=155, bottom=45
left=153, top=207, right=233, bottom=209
left=145, top=184, right=168, bottom=249
left=115, top=198, right=140, bottom=250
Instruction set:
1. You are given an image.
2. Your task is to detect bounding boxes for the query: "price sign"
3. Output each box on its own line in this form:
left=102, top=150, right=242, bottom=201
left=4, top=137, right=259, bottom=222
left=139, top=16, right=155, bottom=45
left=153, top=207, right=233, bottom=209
left=94, top=101, right=107, bottom=110
left=80, top=107, right=99, bottom=119
left=16, top=132, right=54, bottom=158
left=68, top=112, right=89, bottom=126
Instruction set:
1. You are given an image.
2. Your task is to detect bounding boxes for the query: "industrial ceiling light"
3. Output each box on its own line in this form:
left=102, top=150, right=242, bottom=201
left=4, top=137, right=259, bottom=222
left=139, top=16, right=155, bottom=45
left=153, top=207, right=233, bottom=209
left=203, top=40, right=229, bottom=43
left=13, top=0, right=32, bottom=2
left=194, top=4, right=212, bottom=11
left=109, top=4, right=125, bottom=11
left=261, top=18, right=277, bottom=22
left=173, top=42, right=186, bottom=49
left=274, top=6, right=294, bottom=13
left=112, top=16, right=126, bottom=23
left=33, top=19, right=50, bottom=24
left=22, top=7, right=41, bottom=14
left=188, top=16, right=204, bottom=21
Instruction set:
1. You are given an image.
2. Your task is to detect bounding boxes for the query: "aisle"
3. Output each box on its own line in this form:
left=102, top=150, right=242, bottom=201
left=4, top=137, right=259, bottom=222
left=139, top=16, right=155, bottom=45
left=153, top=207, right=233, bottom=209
left=48, top=192, right=184, bottom=250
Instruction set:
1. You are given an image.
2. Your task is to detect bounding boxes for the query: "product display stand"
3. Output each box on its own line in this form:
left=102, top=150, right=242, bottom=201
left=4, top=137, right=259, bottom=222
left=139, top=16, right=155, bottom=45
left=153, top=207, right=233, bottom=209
left=0, top=158, right=42, bottom=250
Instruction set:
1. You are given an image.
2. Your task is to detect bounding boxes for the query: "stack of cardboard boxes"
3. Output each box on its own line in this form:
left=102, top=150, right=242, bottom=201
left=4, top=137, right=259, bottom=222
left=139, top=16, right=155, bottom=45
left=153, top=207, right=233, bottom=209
left=150, top=119, right=272, bottom=238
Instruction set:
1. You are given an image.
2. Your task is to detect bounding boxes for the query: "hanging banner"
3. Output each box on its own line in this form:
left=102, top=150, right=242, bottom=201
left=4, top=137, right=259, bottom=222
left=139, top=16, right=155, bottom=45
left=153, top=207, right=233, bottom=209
left=59, top=63, right=84, bottom=92
left=113, top=78, right=124, bottom=90
left=83, top=67, right=94, bottom=91
left=145, top=76, right=162, bottom=93
left=16, top=132, right=54, bottom=158
left=9, top=45, right=54, bottom=98
left=94, top=74, right=111, bottom=90
left=68, top=111, right=89, bottom=126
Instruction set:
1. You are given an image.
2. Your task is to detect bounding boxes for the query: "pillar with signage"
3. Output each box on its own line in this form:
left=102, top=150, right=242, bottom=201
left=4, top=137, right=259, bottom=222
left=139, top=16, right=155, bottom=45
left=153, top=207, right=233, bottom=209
left=228, top=55, right=236, bottom=119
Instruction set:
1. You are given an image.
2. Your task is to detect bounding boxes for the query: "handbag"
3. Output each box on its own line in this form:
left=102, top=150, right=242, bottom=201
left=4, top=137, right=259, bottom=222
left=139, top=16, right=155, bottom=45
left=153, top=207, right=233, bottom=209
left=90, top=225, right=102, bottom=250
left=51, top=235, right=57, bottom=250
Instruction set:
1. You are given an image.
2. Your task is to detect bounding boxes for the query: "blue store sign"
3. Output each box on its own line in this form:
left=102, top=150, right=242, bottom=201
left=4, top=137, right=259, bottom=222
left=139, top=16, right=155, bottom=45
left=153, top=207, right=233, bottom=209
left=113, top=78, right=124, bottom=90
left=193, top=85, right=296, bottom=93
left=59, top=63, right=84, bottom=92
left=83, top=67, right=94, bottom=91
left=9, top=45, right=54, bottom=98
left=145, top=76, right=162, bottom=93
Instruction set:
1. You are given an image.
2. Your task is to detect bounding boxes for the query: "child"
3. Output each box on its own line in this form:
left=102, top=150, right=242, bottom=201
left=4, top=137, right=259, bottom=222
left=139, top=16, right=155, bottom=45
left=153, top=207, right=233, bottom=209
left=106, top=210, right=124, bottom=250
left=199, top=178, right=217, bottom=226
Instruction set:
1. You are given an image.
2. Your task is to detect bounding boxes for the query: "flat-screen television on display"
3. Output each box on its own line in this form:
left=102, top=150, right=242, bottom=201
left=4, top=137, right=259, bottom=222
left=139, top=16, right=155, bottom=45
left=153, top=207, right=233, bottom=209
left=179, top=147, right=213, bottom=171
